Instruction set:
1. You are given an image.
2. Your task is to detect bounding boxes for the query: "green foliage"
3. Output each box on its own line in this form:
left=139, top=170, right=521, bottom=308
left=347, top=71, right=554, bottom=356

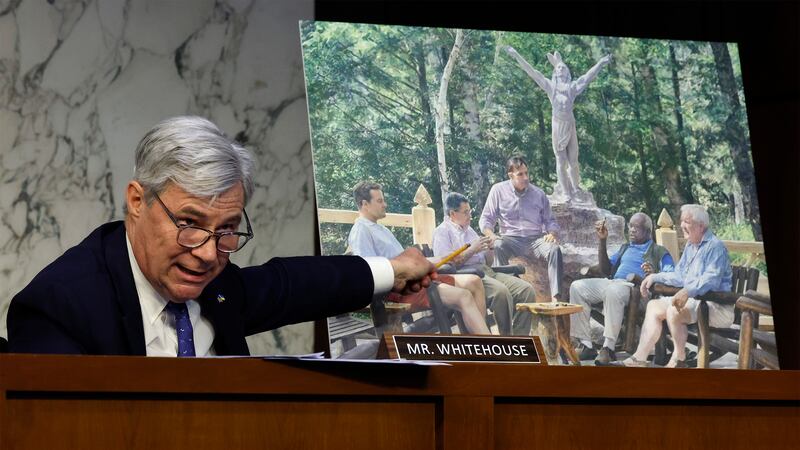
left=714, top=219, right=768, bottom=275
left=301, top=22, right=761, bottom=258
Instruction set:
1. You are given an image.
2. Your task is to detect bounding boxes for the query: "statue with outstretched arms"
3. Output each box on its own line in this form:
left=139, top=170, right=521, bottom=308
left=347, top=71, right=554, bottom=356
left=505, top=46, right=611, bottom=204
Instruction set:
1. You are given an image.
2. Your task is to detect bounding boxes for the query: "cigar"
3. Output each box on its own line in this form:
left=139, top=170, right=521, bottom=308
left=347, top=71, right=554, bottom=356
left=435, top=243, right=471, bottom=269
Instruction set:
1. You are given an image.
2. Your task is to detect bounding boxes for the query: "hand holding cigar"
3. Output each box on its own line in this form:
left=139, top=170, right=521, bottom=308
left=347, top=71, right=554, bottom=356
left=596, top=218, right=609, bottom=240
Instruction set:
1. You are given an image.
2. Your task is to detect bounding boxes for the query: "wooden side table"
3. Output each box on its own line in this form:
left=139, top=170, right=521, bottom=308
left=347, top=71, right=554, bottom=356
left=516, top=302, right=584, bottom=365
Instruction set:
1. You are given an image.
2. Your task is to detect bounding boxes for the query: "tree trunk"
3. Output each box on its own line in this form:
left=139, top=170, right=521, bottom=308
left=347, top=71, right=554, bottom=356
left=413, top=42, right=436, bottom=146
left=434, top=29, right=465, bottom=205
left=535, top=100, right=549, bottom=182
left=669, top=41, right=695, bottom=203
left=599, top=35, right=619, bottom=205
left=731, top=179, right=745, bottom=224
left=710, top=42, right=762, bottom=240
left=461, top=56, right=488, bottom=216
left=631, top=62, right=657, bottom=216
left=638, top=46, right=690, bottom=214
left=413, top=40, right=443, bottom=212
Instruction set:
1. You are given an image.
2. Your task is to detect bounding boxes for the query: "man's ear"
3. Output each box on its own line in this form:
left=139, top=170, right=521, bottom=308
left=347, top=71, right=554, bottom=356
left=126, top=181, right=146, bottom=219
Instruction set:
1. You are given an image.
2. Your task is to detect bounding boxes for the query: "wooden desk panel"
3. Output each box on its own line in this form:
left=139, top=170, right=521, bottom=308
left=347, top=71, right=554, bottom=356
left=1, top=355, right=798, bottom=450
left=4, top=397, right=435, bottom=450
left=495, top=401, right=800, bottom=450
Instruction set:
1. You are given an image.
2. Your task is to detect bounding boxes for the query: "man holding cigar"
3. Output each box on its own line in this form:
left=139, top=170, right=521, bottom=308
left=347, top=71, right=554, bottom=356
left=569, top=212, right=674, bottom=365
left=433, top=192, right=536, bottom=335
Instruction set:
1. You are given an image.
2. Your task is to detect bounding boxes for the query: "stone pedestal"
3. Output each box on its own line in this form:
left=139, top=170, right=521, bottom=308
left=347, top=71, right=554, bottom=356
left=510, top=200, right=626, bottom=302
left=550, top=185, right=597, bottom=207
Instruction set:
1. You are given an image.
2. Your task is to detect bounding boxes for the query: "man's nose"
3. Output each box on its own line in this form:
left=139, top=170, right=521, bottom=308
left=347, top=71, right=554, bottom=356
left=192, top=237, right=218, bottom=264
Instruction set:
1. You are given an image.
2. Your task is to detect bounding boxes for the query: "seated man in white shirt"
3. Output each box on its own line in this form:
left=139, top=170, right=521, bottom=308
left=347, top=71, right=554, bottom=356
left=348, top=181, right=490, bottom=335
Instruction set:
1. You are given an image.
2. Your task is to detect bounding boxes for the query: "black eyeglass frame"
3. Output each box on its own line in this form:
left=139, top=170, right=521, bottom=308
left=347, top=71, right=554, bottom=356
left=153, top=193, right=254, bottom=254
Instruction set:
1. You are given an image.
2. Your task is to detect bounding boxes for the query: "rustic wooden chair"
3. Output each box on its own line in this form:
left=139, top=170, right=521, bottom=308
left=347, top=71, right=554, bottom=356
left=345, top=244, right=468, bottom=338
left=334, top=246, right=455, bottom=359
left=415, top=244, right=470, bottom=334
left=648, top=265, right=760, bottom=368
left=335, top=278, right=452, bottom=359
left=574, top=266, right=642, bottom=354
left=735, top=290, right=778, bottom=369
left=328, top=313, right=380, bottom=353
left=367, top=281, right=461, bottom=335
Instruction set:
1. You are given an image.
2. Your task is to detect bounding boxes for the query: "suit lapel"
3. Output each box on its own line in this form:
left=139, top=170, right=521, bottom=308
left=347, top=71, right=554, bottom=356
left=104, top=223, right=147, bottom=356
left=101, top=222, right=249, bottom=356
left=199, top=273, right=250, bottom=356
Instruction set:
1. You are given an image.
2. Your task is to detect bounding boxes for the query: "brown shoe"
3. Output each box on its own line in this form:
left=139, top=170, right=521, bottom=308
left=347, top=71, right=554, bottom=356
left=594, top=347, right=617, bottom=366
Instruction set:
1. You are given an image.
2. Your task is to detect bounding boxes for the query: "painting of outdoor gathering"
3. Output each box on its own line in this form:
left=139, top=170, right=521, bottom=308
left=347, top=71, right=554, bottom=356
left=300, top=21, right=775, bottom=368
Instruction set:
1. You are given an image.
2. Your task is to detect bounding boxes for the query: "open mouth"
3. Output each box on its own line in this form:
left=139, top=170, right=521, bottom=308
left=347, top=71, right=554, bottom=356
left=177, top=264, right=207, bottom=278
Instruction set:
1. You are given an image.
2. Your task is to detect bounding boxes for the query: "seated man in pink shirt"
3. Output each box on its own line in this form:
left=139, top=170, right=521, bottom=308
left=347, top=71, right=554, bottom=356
left=433, top=192, right=536, bottom=335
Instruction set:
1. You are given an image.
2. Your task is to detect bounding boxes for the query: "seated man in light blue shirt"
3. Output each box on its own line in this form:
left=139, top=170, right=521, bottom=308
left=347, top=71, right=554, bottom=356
left=479, top=155, right=564, bottom=302
left=569, top=212, right=674, bottom=365
left=623, top=204, right=732, bottom=368
left=349, top=181, right=490, bottom=335
left=433, top=193, right=536, bottom=336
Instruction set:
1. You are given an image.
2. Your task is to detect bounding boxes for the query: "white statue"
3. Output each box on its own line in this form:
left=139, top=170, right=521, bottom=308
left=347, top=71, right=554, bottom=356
left=505, top=46, right=612, bottom=204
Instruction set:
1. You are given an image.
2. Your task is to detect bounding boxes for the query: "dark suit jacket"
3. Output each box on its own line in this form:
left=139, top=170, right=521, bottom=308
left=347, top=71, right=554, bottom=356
left=7, top=221, right=374, bottom=355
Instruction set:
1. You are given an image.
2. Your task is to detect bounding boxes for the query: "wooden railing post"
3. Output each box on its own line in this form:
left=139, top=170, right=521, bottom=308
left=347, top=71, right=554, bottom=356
left=412, top=185, right=436, bottom=245
left=655, top=208, right=680, bottom=261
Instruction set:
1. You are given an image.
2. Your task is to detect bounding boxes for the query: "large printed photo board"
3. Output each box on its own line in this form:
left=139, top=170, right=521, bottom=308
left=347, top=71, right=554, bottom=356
left=300, top=21, right=775, bottom=368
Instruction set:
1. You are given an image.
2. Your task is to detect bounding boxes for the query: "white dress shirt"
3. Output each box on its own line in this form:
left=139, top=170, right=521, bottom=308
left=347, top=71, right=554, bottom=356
left=125, top=234, right=394, bottom=356
left=126, top=236, right=216, bottom=356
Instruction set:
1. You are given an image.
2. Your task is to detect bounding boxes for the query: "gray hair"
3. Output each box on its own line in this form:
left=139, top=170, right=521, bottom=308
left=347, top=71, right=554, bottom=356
left=444, top=192, right=468, bottom=215
left=631, top=212, right=653, bottom=235
left=680, top=204, right=710, bottom=228
left=133, top=116, right=255, bottom=205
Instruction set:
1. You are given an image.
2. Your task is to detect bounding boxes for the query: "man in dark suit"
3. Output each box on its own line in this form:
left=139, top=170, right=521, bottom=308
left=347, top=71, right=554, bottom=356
left=7, top=116, right=434, bottom=356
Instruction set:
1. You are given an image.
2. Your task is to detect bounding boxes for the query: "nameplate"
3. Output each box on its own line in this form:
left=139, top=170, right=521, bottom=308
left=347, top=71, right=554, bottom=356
left=380, top=334, right=546, bottom=364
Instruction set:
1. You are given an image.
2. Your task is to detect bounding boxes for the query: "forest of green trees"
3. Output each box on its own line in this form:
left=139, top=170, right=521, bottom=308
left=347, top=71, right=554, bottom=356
left=301, top=22, right=761, bottom=268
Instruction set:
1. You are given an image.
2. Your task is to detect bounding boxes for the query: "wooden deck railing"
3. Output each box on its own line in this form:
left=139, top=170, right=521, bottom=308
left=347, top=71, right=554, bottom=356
left=319, top=194, right=766, bottom=274
left=318, top=184, right=437, bottom=245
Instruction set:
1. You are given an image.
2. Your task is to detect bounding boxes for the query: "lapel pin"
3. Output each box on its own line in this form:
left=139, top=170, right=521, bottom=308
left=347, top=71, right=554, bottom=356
left=217, top=294, right=226, bottom=303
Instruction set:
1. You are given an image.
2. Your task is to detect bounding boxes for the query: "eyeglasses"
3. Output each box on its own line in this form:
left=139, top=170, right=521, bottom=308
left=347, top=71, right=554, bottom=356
left=153, top=193, right=254, bottom=253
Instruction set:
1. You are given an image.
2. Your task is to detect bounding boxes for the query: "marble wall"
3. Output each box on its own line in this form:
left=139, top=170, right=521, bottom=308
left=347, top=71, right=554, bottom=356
left=0, top=0, right=318, bottom=354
